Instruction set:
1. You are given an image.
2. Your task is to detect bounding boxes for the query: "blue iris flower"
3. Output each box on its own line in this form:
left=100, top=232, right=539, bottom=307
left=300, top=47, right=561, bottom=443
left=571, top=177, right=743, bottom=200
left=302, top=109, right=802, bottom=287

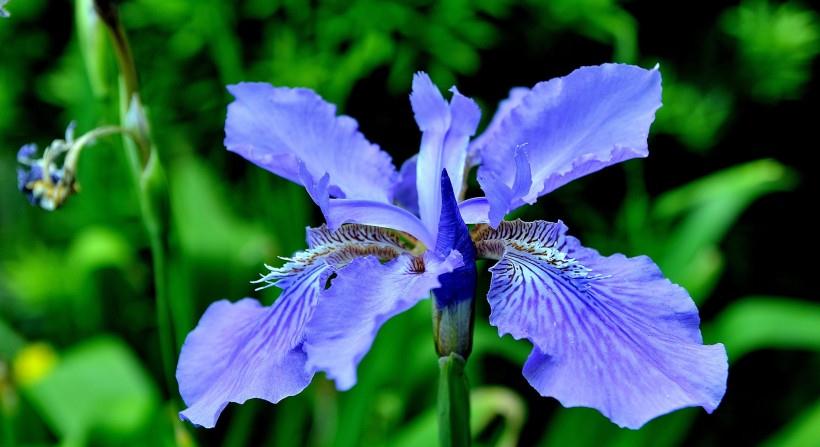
left=176, top=64, right=728, bottom=429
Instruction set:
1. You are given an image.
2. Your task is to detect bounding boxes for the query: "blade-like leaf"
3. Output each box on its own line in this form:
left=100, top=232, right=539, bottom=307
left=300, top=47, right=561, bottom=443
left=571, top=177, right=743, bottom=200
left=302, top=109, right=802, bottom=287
left=704, top=296, right=820, bottom=361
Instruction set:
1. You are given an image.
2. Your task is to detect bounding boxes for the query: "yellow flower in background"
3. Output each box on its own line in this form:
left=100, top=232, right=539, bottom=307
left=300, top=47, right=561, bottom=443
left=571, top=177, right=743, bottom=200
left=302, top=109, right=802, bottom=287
left=13, top=343, right=58, bottom=387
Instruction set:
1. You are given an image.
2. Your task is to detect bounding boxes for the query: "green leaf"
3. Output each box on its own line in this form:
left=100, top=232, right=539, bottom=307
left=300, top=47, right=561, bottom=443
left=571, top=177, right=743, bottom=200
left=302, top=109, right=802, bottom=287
left=723, top=0, right=820, bottom=101
left=392, top=387, right=526, bottom=447
left=652, top=159, right=796, bottom=301
left=22, top=337, right=160, bottom=443
left=704, top=296, right=820, bottom=361
left=75, top=0, right=112, bottom=99
left=0, top=319, right=25, bottom=361
left=653, top=72, right=733, bottom=152
left=169, top=157, right=274, bottom=266
left=762, top=398, right=820, bottom=447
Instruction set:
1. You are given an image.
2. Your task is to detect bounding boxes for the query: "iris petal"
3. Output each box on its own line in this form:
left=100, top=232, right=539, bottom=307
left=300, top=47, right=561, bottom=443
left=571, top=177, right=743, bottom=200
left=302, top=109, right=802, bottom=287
left=177, top=224, right=408, bottom=427
left=325, top=199, right=435, bottom=248
left=468, top=86, right=530, bottom=165
left=473, top=64, right=662, bottom=226
left=225, top=83, right=397, bottom=202
left=394, top=155, right=419, bottom=216
left=304, top=250, right=462, bottom=389
left=457, top=197, right=490, bottom=224
left=411, top=73, right=480, bottom=238
left=475, top=220, right=727, bottom=429
left=176, top=298, right=315, bottom=428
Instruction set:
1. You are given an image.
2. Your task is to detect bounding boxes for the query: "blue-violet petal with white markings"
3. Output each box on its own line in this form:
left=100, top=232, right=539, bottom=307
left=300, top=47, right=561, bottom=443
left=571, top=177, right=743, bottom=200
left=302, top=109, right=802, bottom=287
left=473, top=220, right=727, bottom=428
left=176, top=298, right=314, bottom=428
left=225, top=83, right=398, bottom=202
left=304, top=249, right=462, bottom=389
left=472, top=64, right=662, bottom=227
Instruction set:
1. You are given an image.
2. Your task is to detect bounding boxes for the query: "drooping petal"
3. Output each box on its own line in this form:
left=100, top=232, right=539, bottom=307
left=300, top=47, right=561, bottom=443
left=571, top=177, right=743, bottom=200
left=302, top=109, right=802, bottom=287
left=325, top=198, right=435, bottom=248
left=303, top=250, right=462, bottom=389
left=176, top=297, right=317, bottom=428
left=411, top=73, right=481, bottom=238
left=474, top=220, right=727, bottom=429
left=225, top=83, right=397, bottom=202
left=178, top=224, right=409, bottom=427
left=473, top=64, right=662, bottom=226
left=394, top=155, right=419, bottom=216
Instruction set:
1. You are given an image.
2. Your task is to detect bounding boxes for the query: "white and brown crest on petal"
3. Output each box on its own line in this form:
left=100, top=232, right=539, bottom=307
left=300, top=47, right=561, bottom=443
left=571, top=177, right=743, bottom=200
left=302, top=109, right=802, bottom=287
left=254, top=224, right=412, bottom=290
left=472, top=220, right=600, bottom=279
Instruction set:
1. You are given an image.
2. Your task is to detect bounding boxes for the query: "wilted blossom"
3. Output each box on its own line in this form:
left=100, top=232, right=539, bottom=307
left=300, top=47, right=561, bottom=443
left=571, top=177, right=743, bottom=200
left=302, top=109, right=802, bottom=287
left=16, top=123, right=79, bottom=210
left=16, top=122, right=138, bottom=210
left=176, top=64, right=728, bottom=429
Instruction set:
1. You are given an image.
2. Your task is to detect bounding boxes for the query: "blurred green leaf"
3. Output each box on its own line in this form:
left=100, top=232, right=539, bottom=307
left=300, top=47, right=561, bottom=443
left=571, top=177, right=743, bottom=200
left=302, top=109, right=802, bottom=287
left=653, top=159, right=795, bottom=221
left=532, top=0, right=638, bottom=63
left=22, top=337, right=161, bottom=444
left=0, top=319, right=25, bottom=361
left=538, top=407, right=616, bottom=447
left=75, top=0, right=113, bottom=99
left=472, top=323, right=529, bottom=366
left=3, top=245, right=72, bottom=311
left=762, top=398, right=820, bottom=447
left=723, top=0, right=820, bottom=100
left=654, top=72, right=733, bottom=151
left=392, top=387, right=526, bottom=447
left=170, top=157, right=274, bottom=266
left=705, top=296, right=820, bottom=361
left=66, top=226, right=135, bottom=280
left=651, top=159, right=797, bottom=301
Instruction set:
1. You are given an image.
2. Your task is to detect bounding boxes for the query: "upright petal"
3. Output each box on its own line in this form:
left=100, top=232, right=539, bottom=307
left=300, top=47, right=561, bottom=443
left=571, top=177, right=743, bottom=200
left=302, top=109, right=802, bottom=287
left=304, top=250, right=462, bottom=389
left=394, top=155, right=419, bottom=216
left=468, top=86, right=530, bottom=165
left=476, top=146, right=532, bottom=226
left=473, top=64, right=662, bottom=226
left=411, top=73, right=480, bottom=238
left=225, top=83, right=398, bottom=202
left=474, top=220, right=727, bottom=429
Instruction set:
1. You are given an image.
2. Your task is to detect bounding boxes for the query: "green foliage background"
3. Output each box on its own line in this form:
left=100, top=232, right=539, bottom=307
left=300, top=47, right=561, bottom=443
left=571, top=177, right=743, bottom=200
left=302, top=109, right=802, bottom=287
left=1, top=0, right=819, bottom=446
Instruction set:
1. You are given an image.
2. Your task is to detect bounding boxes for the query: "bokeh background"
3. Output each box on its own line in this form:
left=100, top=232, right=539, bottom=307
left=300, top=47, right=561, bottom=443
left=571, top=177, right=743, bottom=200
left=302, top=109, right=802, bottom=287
left=1, top=0, right=819, bottom=446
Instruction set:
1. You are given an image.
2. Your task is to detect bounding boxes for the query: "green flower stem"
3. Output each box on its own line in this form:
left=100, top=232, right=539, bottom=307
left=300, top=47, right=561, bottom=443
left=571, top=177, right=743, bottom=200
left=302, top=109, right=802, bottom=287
left=81, top=0, right=176, bottom=393
left=134, top=141, right=174, bottom=395
left=438, top=353, right=471, bottom=447
left=93, top=0, right=140, bottom=124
